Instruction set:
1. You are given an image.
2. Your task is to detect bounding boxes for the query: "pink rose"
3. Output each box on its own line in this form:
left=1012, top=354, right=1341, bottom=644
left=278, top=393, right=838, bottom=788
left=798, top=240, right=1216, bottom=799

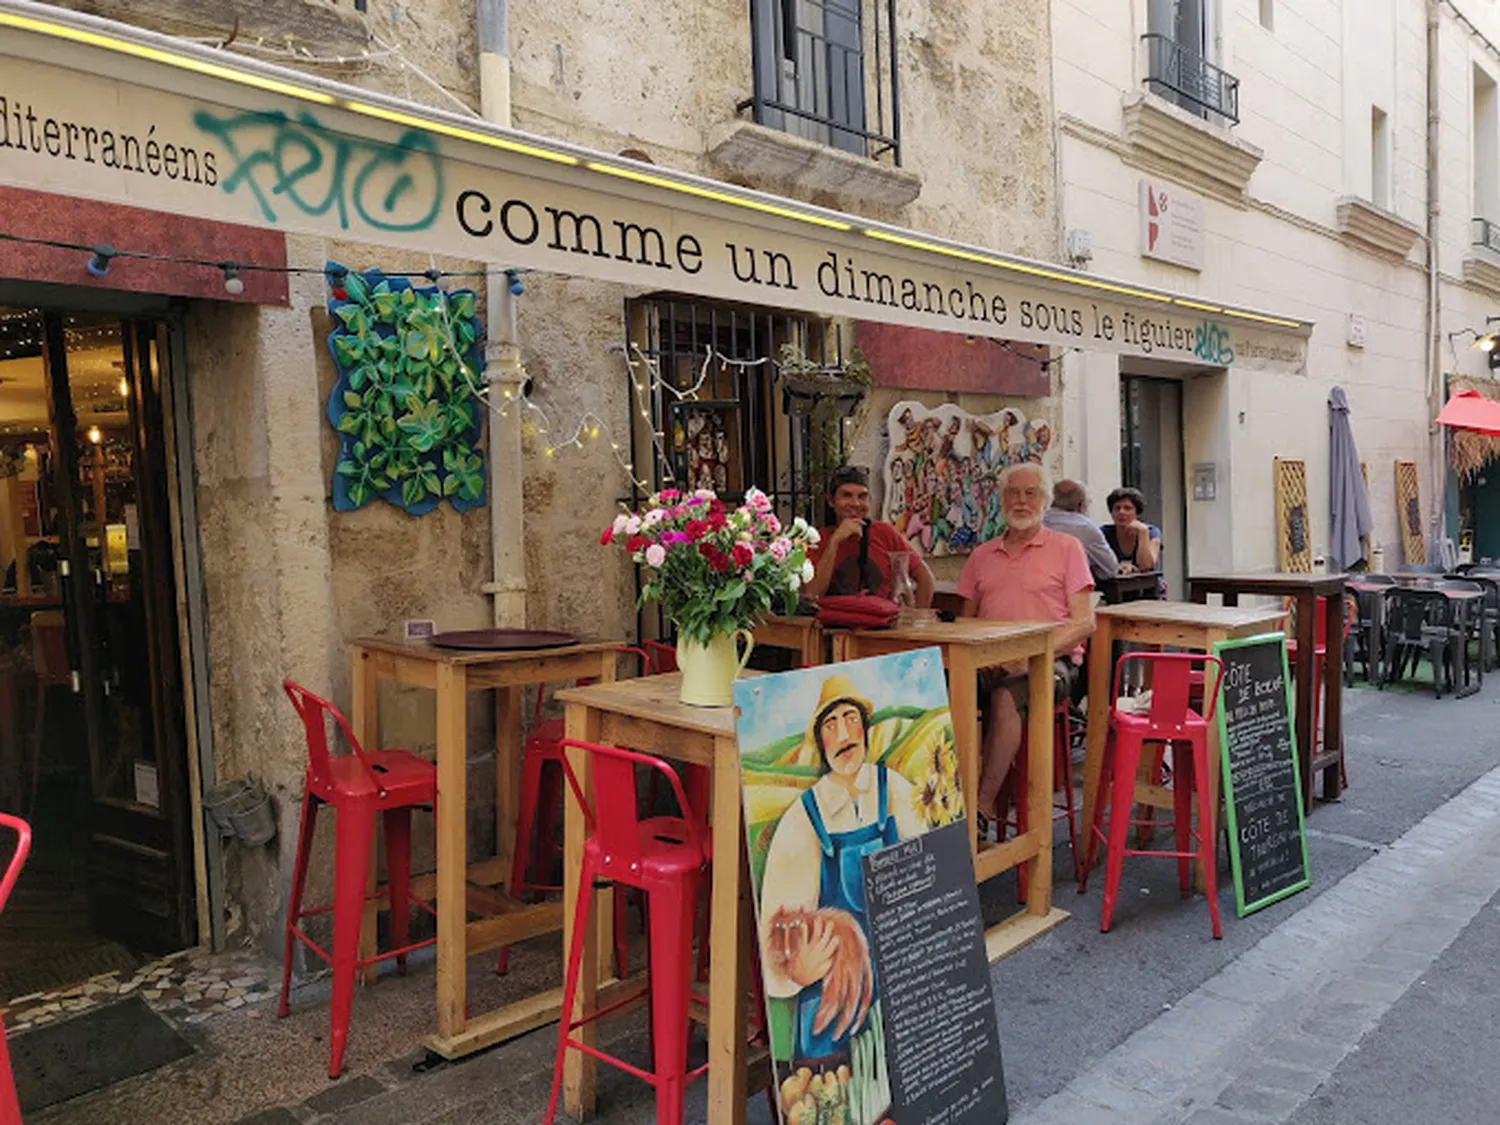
left=760, top=513, right=782, bottom=534
left=769, top=537, right=791, bottom=562
left=644, top=543, right=666, bottom=567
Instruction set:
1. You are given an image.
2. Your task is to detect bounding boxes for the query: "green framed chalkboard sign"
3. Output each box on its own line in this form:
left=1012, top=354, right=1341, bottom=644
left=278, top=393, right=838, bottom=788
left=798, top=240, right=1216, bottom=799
left=1211, top=632, right=1312, bottom=916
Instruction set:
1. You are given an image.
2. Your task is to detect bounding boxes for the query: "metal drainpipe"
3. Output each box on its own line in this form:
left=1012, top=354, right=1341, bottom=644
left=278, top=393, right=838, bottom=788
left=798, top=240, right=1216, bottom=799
left=1426, top=0, right=1445, bottom=549
left=478, top=0, right=528, bottom=627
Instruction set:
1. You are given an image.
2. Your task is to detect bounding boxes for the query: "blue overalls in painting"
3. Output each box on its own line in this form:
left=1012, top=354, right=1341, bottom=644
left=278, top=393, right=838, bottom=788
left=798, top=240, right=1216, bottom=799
left=793, top=764, right=900, bottom=1060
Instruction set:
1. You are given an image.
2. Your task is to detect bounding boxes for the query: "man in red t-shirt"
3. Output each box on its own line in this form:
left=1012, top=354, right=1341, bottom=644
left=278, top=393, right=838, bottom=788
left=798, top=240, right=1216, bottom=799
left=805, top=465, right=935, bottom=607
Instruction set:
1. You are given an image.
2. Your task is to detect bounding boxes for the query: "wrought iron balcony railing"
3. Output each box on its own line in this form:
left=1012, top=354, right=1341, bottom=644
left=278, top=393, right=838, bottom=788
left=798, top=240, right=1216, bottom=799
left=1143, top=33, right=1240, bottom=124
left=1474, top=217, right=1500, bottom=255
left=743, top=0, right=901, bottom=165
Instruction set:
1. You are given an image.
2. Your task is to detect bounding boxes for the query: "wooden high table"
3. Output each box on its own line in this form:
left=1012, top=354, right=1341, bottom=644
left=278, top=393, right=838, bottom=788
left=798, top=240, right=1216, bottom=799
left=349, top=636, right=623, bottom=1060
left=1080, top=601, right=1287, bottom=884
left=1188, top=572, right=1348, bottom=808
left=752, top=614, right=824, bottom=666
left=556, top=673, right=762, bottom=1125
left=833, top=620, right=1069, bottom=959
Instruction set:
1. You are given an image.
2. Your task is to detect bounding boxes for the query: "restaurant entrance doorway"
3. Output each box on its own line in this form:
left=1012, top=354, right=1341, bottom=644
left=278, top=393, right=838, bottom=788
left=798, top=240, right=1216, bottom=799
left=0, top=304, right=196, bottom=1001
left=1120, top=373, right=1187, bottom=597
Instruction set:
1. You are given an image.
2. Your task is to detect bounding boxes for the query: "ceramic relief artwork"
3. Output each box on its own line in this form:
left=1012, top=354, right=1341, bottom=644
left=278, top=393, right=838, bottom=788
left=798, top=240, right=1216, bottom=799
left=324, top=262, right=487, bottom=515
left=880, top=400, right=1052, bottom=556
left=733, top=650, right=961, bottom=1125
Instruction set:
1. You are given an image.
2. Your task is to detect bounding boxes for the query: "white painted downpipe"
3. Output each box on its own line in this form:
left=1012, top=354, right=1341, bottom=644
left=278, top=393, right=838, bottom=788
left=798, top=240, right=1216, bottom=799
left=478, top=0, right=528, bottom=627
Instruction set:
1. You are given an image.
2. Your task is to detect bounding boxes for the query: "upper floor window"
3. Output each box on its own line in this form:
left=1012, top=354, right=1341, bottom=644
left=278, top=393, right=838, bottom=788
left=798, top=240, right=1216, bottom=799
left=1476, top=66, right=1498, bottom=224
left=1371, top=105, right=1391, bottom=210
left=1143, top=0, right=1240, bottom=124
left=744, top=0, right=902, bottom=165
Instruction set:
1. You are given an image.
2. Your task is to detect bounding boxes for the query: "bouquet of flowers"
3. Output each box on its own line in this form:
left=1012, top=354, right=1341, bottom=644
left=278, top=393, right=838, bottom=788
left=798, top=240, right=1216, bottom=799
left=602, top=487, right=820, bottom=645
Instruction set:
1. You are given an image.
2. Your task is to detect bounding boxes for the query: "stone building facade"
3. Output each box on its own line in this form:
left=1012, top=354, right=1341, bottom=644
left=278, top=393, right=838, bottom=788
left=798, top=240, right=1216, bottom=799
left=0, top=0, right=1062, bottom=958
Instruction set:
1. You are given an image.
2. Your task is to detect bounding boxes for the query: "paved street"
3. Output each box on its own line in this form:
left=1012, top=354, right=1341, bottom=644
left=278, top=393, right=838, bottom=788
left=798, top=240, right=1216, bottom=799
left=200, top=674, right=1500, bottom=1125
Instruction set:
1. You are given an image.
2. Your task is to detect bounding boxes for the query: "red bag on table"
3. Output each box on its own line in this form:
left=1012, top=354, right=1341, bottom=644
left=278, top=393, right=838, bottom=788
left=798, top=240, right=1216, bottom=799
left=815, top=594, right=900, bottom=629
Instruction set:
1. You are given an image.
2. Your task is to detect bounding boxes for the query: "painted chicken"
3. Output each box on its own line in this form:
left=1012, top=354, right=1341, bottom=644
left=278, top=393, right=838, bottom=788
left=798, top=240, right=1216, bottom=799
left=766, top=905, right=874, bottom=1041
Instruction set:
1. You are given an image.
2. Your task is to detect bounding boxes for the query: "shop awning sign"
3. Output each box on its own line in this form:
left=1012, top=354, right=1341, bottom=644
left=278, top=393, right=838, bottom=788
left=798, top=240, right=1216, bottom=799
left=0, top=1, right=1310, bottom=371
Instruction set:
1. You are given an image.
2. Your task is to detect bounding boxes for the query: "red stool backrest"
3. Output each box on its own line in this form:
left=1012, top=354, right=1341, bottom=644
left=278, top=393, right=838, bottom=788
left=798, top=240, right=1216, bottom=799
left=644, top=640, right=679, bottom=674
left=556, top=739, right=703, bottom=867
left=1113, top=652, right=1225, bottom=730
left=0, top=813, right=30, bottom=914
left=283, top=680, right=382, bottom=796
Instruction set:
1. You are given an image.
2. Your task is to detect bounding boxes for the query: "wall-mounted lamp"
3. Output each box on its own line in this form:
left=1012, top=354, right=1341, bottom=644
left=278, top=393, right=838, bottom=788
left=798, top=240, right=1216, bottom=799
left=118, top=376, right=130, bottom=398
left=86, top=245, right=116, bottom=278
left=86, top=425, right=102, bottom=444
left=221, top=263, right=244, bottom=296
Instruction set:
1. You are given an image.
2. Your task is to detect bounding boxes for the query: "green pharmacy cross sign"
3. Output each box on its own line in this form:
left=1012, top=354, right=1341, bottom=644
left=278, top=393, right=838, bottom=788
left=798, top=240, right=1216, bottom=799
left=324, top=262, right=487, bottom=515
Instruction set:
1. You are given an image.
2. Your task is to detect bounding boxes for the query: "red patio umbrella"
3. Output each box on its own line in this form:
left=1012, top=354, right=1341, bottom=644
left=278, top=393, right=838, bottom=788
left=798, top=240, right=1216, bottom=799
left=1436, top=389, right=1500, bottom=435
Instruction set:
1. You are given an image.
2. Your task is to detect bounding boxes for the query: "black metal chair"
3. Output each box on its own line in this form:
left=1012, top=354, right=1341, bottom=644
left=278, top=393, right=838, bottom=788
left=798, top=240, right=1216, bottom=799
left=1447, top=572, right=1500, bottom=671
left=1346, top=588, right=1385, bottom=684
left=1379, top=588, right=1464, bottom=698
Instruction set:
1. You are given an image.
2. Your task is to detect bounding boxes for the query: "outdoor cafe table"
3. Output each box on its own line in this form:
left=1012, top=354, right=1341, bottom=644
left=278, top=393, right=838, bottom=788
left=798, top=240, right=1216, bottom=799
left=555, top=673, right=765, bottom=1125
left=831, top=620, right=1070, bottom=959
left=1080, top=601, right=1287, bottom=886
left=1187, top=572, right=1348, bottom=809
left=751, top=613, right=824, bottom=666
left=348, top=635, right=623, bottom=1060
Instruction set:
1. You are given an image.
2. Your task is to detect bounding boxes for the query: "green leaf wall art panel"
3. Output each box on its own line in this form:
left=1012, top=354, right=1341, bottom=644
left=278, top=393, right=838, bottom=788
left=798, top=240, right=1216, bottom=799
left=324, top=261, right=487, bottom=515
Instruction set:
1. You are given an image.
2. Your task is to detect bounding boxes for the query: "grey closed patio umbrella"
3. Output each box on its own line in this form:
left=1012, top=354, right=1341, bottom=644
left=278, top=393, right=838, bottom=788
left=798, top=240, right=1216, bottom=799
left=1329, top=386, right=1374, bottom=571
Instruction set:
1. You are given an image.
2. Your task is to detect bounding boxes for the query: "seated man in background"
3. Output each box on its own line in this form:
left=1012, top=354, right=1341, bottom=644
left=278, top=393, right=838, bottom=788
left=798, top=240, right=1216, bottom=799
left=957, top=462, right=1095, bottom=824
left=805, top=465, right=935, bottom=607
left=1043, top=479, right=1119, bottom=583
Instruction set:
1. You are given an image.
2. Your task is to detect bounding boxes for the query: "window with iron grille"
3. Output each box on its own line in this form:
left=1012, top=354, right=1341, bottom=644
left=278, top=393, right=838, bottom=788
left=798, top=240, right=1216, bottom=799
left=745, top=0, right=901, bottom=164
left=624, top=297, right=850, bottom=520
left=624, top=297, right=855, bottom=641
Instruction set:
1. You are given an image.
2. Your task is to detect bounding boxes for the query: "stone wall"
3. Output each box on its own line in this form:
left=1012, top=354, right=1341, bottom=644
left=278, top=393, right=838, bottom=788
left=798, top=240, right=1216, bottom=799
left=86, top=0, right=1060, bottom=950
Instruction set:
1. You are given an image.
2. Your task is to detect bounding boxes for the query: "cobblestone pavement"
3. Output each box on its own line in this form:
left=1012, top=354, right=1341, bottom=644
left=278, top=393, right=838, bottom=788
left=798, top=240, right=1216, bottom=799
left=4, top=948, right=276, bottom=1032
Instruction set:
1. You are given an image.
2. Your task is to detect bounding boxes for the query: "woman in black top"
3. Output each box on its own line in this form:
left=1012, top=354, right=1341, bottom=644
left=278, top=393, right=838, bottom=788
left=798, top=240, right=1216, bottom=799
left=1102, top=487, right=1165, bottom=597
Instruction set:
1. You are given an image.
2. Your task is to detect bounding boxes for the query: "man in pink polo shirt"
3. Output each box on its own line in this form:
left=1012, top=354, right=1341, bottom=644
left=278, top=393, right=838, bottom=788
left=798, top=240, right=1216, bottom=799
left=956, top=462, right=1096, bottom=822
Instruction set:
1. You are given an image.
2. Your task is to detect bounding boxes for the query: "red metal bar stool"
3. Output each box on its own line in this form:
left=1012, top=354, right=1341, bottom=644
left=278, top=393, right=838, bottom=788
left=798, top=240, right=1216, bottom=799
left=498, top=647, right=659, bottom=978
left=0, top=813, right=31, bottom=1125
left=1080, top=652, right=1225, bottom=939
left=998, top=699, right=1080, bottom=897
left=544, top=739, right=709, bottom=1125
left=279, top=681, right=438, bottom=1078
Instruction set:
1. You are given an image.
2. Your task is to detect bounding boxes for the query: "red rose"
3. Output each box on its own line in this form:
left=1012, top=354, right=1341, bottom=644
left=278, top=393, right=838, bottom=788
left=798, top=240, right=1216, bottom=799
left=708, top=510, right=728, bottom=531
left=732, top=543, right=754, bottom=567
left=600, top=528, right=614, bottom=545
left=684, top=519, right=709, bottom=541
left=626, top=535, right=647, bottom=552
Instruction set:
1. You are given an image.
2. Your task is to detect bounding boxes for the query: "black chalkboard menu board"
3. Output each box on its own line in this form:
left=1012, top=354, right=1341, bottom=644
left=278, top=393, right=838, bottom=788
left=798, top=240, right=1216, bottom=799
left=862, top=821, right=1008, bottom=1124
left=1212, top=633, right=1311, bottom=916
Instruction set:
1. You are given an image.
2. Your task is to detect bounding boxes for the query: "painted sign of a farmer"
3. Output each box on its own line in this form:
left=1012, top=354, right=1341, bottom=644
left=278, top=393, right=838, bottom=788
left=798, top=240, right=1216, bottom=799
left=758, top=673, right=923, bottom=1122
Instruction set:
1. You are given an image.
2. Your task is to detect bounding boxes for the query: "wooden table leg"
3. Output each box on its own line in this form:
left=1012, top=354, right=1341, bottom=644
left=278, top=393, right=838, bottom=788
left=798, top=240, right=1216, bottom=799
left=801, top=624, right=822, bottom=668
left=435, top=662, right=469, bottom=1040
left=1024, top=644, right=1055, bottom=916
left=1293, top=593, right=1316, bottom=813
left=948, top=650, right=979, bottom=857
left=1321, top=594, right=1344, bottom=802
left=352, top=648, right=381, bottom=985
left=562, top=700, right=604, bottom=1121
left=706, top=733, right=748, bottom=1125
left=1079, top=617, right=1114, bottom=860
left=495, top=686, right=522, bottom=893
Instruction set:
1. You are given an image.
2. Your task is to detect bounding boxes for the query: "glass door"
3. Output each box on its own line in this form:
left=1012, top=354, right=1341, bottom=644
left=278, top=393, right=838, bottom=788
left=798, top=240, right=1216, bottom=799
left=1121, top=374, right=1187, bottom=599
left=39, top=311, right=195, bottom=954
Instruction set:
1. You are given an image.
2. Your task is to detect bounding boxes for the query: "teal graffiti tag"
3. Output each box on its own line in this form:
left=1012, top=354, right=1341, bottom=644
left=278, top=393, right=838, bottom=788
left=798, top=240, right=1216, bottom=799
left=192, top=109, right=443, bottom=232
left=1194, top=321, right=1235, bottom=366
